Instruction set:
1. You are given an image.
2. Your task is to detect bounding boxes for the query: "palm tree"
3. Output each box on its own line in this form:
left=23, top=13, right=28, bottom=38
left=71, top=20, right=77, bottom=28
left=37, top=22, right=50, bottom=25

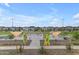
left=23, top=32, right=27, bottom=45
left=39, top=46, right=47, bottom=55
left=8, top=34, right=14, bottom=39
left=64, top=37, right=72, bottom=53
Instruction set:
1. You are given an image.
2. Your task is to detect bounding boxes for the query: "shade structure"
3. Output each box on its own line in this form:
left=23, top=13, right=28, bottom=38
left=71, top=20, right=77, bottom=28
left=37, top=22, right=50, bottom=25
left=51, top=31, right=61, bottom=37
left=10, top=31, right=22, bottom=37
left=10, top=31, right=22, bottom=51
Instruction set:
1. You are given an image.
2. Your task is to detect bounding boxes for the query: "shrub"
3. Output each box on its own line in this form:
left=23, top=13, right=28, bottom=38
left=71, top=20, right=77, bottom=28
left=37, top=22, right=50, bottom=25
left=8, top=34, right=14, bottom=39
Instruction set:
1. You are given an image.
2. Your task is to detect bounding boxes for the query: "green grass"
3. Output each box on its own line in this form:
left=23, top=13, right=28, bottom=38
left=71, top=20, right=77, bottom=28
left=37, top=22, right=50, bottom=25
left=0, top=31, right=11, bottom=35
left=60, top=31, right=79, bottom=45
left=60, top=31, right=79, bottom=36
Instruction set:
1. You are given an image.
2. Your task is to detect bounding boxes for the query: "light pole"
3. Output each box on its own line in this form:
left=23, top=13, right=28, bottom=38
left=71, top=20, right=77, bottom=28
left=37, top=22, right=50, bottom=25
left=11, top=17, right=14, bottom=27
left=62, top=18, right=64, bottom=31
left=62, top=18, right=64, bottom=27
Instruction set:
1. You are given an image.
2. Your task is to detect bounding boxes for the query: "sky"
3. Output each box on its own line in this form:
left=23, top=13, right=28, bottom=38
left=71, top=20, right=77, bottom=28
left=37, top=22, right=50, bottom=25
left=0, top=3, right=79, bottom=27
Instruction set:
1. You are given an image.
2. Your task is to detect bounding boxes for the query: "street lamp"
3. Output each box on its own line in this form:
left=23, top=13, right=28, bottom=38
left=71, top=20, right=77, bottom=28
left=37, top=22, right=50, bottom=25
left=62, top=18, right=64, bottom=27
left=11, top=17, right=14, bottom=27
left=61, top=18, right=64, bottom=31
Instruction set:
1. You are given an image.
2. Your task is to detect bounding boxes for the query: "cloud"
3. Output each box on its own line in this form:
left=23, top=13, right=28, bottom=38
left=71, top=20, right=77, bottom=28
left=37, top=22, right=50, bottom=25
left=73, top=13, right=79, bottom=23
left=0, top=8, right=5, bottom=16
left=48, top=18, right=62, bottom=27
left=0, top=7, right=63, bottom=27
left=0, top=3, right=10, bottom=7
left=51, top=8, right=58, bottom=13
left=4, top=3, right=10, bottom=7
left=71, top=13, right=79, bottom=26
left=13, top=15, right=38, bottom=26
left=73, top=13, right=79, bottom=20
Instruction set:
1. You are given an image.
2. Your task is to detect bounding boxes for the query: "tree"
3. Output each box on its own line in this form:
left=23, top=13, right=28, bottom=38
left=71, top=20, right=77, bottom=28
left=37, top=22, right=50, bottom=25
left=39, top=46, right=47, bottom=55
left=66, top=43, right=72, bottom=54
left=18, top=44, right=24, bottom=54
left=34, top=27, right=41, bottom=31
left=47, top=28, right=52, bottom=32
left=44, top=33, right=50, bottom=46
left=64, top=37, right=72, bottom=53
left=23, top=32, right=27, bottom=45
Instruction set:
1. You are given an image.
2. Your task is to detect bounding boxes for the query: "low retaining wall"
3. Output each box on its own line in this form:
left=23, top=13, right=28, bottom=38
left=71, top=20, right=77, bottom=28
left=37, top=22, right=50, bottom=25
left=0, top=40, right=31, bottom=46
left=40, top=40, right=67, bottom=46
left=0, top=49, right=79, bottom=55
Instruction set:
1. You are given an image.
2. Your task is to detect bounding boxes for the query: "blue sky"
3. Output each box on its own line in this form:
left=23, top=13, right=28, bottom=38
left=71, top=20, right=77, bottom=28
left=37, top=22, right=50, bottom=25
left=0, top=3, right=79, bottom=27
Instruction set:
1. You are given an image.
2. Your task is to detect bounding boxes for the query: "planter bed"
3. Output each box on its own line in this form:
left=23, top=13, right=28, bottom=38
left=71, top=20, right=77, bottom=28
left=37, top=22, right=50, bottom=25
left=40, top=40, right=67, bottom=46
left=0, top=40, right=31, bottom=46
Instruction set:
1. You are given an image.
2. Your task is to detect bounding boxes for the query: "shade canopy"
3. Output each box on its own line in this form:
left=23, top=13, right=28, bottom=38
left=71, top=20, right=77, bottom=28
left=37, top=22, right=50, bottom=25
left=10, top=31, right=22, bottom=37
left=51, top=31, right=61, bottom=37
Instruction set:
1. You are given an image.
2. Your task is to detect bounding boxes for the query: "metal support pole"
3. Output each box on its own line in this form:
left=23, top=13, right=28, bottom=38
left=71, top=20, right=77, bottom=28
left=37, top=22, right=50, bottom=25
left=12, top=17, right=14, bottom=27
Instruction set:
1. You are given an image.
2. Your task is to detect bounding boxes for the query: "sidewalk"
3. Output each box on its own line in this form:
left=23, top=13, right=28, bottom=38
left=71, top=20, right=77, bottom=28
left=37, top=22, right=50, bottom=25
left=0, top=45, right=79, bottom=50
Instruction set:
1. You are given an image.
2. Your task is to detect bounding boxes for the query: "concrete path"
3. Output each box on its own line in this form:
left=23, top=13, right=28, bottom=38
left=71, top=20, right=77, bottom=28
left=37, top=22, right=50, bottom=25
left=28, top=33, right=64, bottom=47
left=28, top=34, right=43, bottom=47
left=0, top=46, right=79, bottom=50
left=0, top=46, right=16, bottom=50
left=0, top=46, right=65, bottom=50
left=29, top=39, right=40, bottom=47
left=71, top=46, right=79, bottom=49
